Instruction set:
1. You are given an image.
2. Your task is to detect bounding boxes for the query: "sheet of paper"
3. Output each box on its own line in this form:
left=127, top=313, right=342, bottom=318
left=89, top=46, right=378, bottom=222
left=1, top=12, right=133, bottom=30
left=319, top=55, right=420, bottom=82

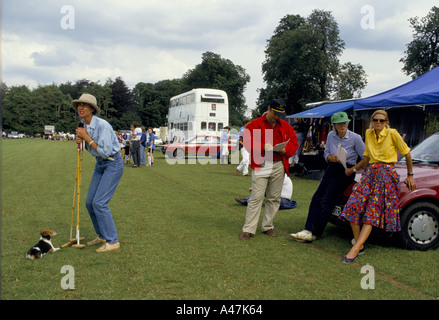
left=336, top=144, right=347, bottom=169
left=272, top=140, right=289, bottom=152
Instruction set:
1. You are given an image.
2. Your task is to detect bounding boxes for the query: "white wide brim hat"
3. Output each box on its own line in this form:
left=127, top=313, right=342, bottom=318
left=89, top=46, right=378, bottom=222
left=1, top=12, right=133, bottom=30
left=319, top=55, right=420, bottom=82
left=72, top=93, right=100, bottom=115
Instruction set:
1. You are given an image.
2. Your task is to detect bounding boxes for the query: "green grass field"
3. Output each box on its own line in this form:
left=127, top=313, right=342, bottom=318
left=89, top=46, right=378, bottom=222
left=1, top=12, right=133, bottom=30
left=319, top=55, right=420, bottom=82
left=1, top=139, right=438, bottom=300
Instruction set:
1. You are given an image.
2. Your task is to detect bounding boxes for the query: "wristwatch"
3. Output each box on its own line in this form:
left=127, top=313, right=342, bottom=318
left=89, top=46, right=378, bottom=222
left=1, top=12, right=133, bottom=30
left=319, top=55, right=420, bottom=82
left=352, top=168, right=356, bottom=173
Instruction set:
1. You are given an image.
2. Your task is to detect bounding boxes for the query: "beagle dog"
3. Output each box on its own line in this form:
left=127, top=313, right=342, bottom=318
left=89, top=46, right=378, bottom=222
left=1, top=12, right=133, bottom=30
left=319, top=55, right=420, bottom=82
left=26, top=229, right=60, bottom=260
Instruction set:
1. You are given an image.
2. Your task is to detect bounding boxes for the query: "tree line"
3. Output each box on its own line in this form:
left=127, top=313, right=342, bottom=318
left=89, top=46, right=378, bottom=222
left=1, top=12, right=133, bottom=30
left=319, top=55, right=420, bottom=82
left=3, top=7, right=438, bottom=135
left=1, top=51, right=250, bottom=135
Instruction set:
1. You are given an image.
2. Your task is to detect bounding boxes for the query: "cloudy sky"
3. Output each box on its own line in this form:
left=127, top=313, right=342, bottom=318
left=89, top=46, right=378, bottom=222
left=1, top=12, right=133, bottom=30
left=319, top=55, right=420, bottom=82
left=2, top=0, right=438, bottom=112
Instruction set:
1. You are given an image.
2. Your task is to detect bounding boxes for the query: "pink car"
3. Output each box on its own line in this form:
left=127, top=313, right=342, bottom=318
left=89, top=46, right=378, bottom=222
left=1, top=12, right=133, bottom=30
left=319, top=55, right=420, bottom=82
left=331, top=132, right=439, bottom=251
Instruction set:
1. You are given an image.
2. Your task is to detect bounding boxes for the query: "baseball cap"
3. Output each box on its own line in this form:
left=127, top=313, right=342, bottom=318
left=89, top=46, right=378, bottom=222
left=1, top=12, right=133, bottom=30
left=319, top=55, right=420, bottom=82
left=270, top=99, right=286, bottom=118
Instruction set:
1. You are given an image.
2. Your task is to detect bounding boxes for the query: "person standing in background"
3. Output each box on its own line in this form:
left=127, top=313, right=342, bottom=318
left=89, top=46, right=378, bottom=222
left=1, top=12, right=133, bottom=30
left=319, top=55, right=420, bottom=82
left=130, top=122, right=142, bottom=167
left=147, top=127, right=156, bottom=166
left=236, top=118, right=251, bottom=176
left=220, top=126, right=230, bottom=164
left=140, top=126, right=147, bottom=166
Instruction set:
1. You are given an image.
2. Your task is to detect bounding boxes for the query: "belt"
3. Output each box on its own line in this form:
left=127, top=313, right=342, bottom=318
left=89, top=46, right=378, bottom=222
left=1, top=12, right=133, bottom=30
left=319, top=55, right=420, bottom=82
left=97, top=153, right=119, bottom=161
left=260, top=160, right=282, bottom=167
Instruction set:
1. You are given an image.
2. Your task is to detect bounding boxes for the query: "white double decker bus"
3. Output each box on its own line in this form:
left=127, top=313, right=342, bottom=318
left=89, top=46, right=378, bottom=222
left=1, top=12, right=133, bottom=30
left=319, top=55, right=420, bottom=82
left=166, top=88, right=229, bottom=142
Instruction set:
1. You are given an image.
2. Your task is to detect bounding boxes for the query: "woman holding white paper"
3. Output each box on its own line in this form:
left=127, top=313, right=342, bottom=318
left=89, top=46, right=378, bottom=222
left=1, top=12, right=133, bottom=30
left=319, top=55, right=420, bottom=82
left=290, top=112, right=365, bottom=242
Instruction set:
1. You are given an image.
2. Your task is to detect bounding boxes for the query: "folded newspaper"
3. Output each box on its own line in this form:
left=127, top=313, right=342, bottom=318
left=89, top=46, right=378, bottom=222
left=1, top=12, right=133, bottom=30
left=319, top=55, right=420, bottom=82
left=336, top=144, right=347, bottom=169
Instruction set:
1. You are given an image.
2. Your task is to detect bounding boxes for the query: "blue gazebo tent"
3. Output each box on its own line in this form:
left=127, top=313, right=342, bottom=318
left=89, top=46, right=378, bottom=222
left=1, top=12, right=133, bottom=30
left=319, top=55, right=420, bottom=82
left=288, top=67, right=439, bottom=147
left=286, top=100, right=355, bottom=118
left=353, top=66, right=439, bottom=111
left=352, top=67, right=439, bottom=146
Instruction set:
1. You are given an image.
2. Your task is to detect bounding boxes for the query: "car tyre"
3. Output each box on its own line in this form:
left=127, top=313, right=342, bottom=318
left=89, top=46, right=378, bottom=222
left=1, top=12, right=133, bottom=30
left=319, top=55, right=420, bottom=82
left=399, top=202, right=439, bottom=251
left=173, top=148, right=185, bottom=159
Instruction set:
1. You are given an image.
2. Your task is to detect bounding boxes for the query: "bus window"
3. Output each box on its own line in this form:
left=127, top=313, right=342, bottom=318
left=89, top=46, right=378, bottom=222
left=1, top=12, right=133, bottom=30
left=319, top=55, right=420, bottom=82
left=201, top=122, right=207, bottom=130
left=208, top=123, right=216, bottom=131
left=201, top=94, right=225, bottom=103
left=218, top=123, right=223, bottom=131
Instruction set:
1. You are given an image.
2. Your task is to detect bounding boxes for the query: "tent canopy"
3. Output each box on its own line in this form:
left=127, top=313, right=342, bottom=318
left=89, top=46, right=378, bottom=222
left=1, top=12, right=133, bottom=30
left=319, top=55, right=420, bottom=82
left=288, top=67, right=439, bottom=118
left=287, top=100, right=354, bottom=118
left=354, top=67, right=439, bottom=110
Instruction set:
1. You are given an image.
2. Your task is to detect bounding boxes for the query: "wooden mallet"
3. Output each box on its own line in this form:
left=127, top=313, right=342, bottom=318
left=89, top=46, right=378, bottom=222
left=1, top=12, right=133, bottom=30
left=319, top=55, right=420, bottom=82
left=62, top=124, right=86, bottom=249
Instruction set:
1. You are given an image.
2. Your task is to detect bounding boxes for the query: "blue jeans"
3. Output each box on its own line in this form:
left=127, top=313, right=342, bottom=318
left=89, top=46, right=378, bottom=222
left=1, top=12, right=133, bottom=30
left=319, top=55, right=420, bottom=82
left=140, top=144, right=146, bottom=165
left=86, top=152, right=124, bottom=244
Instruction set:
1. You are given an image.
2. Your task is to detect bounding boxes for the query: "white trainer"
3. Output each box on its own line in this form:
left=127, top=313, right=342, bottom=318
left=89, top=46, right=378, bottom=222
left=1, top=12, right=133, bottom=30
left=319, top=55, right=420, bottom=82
left=87, top=237, right=106, bottom=246
left=95, top=242, right=120, bottom=253
left=290, top=230, right=316, bottom=242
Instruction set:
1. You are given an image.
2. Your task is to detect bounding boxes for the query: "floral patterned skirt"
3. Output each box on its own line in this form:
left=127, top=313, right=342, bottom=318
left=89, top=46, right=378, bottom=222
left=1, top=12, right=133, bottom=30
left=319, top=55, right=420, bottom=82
left=339, top=163, right=401, bottom=232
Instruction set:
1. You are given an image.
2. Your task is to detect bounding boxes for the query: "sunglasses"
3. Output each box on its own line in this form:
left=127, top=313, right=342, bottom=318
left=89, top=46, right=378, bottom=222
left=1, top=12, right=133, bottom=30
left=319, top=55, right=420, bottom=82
left=372, top=118, right=387, bottom=123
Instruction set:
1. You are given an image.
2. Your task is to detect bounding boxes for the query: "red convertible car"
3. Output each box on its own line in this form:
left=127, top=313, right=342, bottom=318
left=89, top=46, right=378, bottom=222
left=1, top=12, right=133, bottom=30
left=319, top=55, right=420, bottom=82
left=161, top=134, right=237, bottom=159
left=330, top=132, right=439, bottom=251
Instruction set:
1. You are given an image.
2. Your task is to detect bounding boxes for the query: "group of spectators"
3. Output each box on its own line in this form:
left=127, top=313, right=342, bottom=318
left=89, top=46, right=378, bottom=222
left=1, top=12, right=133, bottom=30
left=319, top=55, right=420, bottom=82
left=70, top=93, right=417, bottom=261
left=232, top=99, right=416, bottom=264
left=117, top=123, right=156, bottom=167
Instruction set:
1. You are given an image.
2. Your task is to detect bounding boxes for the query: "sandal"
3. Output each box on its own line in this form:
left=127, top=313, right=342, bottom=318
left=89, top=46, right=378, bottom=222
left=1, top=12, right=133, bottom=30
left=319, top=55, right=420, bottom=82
left=342, top=253, right=358, bottom=263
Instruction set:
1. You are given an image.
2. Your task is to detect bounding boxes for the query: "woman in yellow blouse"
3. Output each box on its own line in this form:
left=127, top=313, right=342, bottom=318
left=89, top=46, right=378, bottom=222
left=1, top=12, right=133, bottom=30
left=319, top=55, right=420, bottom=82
left=340, top=110, right=416, bottom=263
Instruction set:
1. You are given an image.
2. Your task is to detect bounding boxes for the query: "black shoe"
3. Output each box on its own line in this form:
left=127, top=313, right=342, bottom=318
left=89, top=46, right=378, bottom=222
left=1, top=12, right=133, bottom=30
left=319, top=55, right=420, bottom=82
left=234, top=197, right=248, bottom=206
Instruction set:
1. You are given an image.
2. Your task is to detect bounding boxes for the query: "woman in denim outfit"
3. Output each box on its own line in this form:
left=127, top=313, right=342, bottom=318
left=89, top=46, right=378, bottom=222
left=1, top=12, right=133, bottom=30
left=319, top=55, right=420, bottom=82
left=73, top=93, right=124, bottom=253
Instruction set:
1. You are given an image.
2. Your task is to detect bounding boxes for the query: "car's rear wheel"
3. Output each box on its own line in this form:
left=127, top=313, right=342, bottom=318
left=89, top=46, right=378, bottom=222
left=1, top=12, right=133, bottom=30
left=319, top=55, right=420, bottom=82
left=399, top=202, right=439, bottom=251
left=173, top=148, right=185, bottom=159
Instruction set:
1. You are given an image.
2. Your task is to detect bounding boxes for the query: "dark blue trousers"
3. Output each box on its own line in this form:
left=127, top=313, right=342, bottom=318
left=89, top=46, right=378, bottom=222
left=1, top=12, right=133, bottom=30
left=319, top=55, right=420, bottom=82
left=304, top=162, right=355, bottom=236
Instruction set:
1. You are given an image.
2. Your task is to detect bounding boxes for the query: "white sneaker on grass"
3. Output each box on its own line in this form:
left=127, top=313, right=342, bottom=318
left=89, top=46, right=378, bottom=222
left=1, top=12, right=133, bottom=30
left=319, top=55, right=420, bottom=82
left=96, top=242, right=120, bottom=253
left=290, top=230, right=316, bottom=242
left=87, top=237, right=106, bottom=246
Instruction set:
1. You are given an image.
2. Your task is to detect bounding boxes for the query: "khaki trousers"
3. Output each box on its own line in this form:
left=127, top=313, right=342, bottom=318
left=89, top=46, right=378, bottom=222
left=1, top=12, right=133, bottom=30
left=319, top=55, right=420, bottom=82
left=242, top=161, right=285, bottom=234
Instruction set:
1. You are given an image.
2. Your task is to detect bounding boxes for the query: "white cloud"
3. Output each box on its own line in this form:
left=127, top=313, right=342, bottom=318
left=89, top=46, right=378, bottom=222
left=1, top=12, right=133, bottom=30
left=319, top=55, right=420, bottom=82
left=2, top=0, right=439, bottom=111
left=340, top=48, right=410, bottom=97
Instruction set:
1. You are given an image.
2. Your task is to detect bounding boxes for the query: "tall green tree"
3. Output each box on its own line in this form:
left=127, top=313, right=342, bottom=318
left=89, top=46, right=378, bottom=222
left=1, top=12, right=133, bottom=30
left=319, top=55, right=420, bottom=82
left=258, top=10, right=367, bottom=116
left=400, top=6, right=439, bottom=78
left=133, top=79, right=182, bottom=128
left=108, top=77, right=136, bottom=129
left=59, top=79, right=113, bottom=128
left=31, top=84, right=72, bottom=133
left=182, top=51, right=250, bottom=126
left=2, top=84, right=33, bottom=134
left=335, top=62, right=368, bottom=100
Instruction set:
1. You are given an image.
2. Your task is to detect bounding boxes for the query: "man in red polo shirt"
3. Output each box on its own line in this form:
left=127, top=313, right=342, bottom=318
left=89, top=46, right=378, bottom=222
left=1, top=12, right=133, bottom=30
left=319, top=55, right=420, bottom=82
left=240, top=99, right=298, bottom=241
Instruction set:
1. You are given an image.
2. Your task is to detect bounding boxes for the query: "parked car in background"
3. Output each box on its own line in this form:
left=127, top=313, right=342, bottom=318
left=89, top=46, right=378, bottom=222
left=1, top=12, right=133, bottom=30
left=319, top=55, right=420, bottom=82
left=7, top=132, right=19, bottom=139
left=161, top=133, right=237, bottom=159
left=330, top=132, right=439, bottom=251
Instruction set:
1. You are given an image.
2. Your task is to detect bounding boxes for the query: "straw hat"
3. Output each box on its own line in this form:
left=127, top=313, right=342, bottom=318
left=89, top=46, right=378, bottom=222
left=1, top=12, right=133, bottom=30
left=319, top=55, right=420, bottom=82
left=72, top=93, right=100, bottom=115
